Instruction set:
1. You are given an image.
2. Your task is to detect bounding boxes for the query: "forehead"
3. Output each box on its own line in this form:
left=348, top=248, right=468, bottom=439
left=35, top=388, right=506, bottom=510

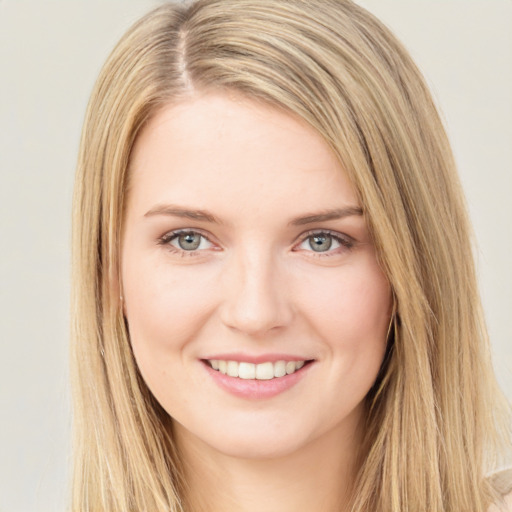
left=127, top=92, right=360, bottom=220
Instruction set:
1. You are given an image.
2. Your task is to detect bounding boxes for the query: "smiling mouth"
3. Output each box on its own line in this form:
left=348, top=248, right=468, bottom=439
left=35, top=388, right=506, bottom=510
left=204, top=359, right=313, bottom=380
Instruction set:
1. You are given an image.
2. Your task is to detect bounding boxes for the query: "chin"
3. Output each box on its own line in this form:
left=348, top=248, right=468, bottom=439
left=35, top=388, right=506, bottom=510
left=173, top=416, right=312, bottom=461
left=174, top=412, right=338, bottom=462
left=209, top=434, right=308, bottom=461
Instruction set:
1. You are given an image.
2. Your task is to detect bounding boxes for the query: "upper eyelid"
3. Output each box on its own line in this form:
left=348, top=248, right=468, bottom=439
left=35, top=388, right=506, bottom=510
left=295, top=229, right=354, bottom=244
left=299, top=228, right=350, bottom=238
left=161, top=228, right=214, bottom=241
left=159, top=229, right=216, bottom=256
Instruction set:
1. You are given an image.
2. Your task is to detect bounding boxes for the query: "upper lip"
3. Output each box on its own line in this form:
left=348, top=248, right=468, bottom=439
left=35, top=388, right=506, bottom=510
left=201, top=353, right=314, bottom=364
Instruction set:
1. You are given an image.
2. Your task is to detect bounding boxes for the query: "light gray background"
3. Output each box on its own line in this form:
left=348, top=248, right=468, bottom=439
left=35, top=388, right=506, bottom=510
left=0, top=1, right=510, bottom=511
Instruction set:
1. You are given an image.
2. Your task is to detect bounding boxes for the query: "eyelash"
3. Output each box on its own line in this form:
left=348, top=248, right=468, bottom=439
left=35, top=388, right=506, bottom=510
left=157, top=229, right=355, bottom=258
left=157, top=229, right=214, bottom=257
left=296, top=229, right=354, bottom=256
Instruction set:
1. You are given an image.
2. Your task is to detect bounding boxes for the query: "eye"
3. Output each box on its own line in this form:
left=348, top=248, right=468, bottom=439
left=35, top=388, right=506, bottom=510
left=296, top=230, right=353, bottom=255
left=303, top=233, right=339, bottom=252
left=159, top=230, right=214, bottom=253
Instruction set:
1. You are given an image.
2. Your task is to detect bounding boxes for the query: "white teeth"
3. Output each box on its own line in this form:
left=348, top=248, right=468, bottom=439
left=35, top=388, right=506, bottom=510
left=286, top=361, right=296, bottom=375
left=274, top=360, right=286, bottom=378
left=208, top=359, right=307, bottom=379
left=255, top=362, right=274, bottom=380
left=238, top=362, right=256, bottom=380
left=226, top=361, right=239, bottom=377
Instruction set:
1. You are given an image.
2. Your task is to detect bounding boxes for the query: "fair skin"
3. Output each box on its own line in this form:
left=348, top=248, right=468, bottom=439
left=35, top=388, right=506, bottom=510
left=121, top=91, right=392, bottom=512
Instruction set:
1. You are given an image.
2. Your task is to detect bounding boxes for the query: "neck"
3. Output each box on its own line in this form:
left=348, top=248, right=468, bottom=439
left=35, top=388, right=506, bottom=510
left=174, top=417, right=363, bottom=512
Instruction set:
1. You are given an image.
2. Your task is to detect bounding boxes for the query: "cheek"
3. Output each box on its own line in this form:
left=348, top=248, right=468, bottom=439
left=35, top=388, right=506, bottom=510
left=296, top=259, right=391, bottom=370
left=121, top=257, right=217, bottom=373
left=301, top=261, right=390, bottom=330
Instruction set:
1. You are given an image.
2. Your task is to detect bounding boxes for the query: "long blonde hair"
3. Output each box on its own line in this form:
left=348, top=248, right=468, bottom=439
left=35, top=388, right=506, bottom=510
left=71, top=1, right=511, bottom=510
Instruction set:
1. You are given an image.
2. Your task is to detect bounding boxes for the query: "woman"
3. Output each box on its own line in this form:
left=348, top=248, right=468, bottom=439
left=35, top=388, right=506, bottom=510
left=71, top=1, right=512, bottom=510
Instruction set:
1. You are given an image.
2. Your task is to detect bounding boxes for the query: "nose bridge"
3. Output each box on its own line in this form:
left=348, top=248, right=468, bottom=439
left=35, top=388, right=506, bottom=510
left=220, top=243, right=292, bottom=335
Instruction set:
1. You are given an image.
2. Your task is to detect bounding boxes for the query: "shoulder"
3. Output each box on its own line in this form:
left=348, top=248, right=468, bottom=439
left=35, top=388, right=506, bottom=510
left=487, top=468, right=512, bottom=512
left=487, top=491, right=512, bottom=512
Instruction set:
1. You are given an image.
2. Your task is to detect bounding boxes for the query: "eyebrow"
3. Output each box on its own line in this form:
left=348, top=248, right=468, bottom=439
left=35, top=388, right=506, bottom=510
left=144, top=205, right=223, bottom=223
left=144, top=204, right=363, bottom=225
left=288, top=206, right=364, bottom=226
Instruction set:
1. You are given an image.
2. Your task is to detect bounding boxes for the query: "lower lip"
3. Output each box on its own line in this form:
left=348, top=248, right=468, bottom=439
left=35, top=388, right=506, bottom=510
left=202, top=361, right=313, bottom=400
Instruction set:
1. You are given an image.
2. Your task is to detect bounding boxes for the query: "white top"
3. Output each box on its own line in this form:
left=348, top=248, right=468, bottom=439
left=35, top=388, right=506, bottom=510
left=488, top=468, right=512, bottom=512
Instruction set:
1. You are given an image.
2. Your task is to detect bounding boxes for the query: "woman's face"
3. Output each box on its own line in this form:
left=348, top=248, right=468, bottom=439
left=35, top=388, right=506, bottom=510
left=121, top=92, right=391, bottom=459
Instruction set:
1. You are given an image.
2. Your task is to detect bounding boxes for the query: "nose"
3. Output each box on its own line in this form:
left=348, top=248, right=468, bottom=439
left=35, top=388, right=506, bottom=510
left=219, top=247, right=293, bottom=336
